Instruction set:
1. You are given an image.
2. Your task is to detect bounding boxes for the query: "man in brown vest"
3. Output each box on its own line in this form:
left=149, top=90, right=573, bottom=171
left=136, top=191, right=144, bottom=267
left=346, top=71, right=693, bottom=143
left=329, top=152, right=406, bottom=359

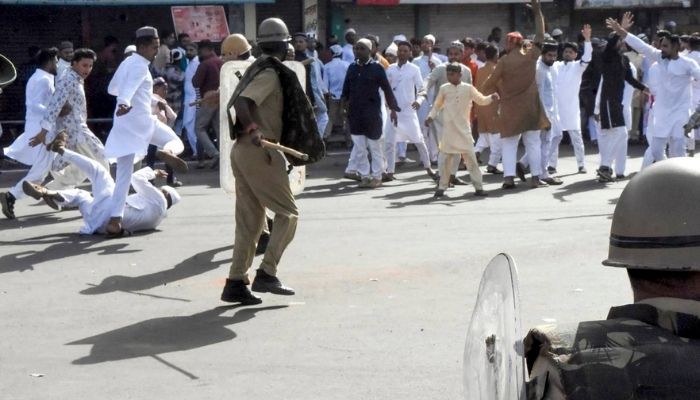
left=481, top=0, right=550, bottom=189
left=525, top=158, right=700, bottom=399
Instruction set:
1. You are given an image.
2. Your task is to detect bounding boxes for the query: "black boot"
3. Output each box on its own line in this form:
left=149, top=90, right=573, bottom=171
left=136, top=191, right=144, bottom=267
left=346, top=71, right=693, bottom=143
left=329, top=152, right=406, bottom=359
left=0, top=192, right=16, bottom=219
left=251, top=269, right=295, bottom=295
left=220, top=279, right=262, bottom=305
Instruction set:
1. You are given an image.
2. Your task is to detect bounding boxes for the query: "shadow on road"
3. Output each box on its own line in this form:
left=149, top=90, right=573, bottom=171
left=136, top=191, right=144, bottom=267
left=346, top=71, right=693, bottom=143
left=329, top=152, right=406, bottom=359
left=0, top=233, right=140, bottom=274
left=0, top=211, right=82, bottom=228
left=67, top=305, right=288, bottom=377
left=81, top=245, right=233, bottom=295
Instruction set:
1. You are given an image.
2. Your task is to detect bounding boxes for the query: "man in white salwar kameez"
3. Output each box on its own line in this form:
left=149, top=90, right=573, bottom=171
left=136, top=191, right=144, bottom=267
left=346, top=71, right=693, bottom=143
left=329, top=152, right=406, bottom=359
left=23, top=136, right=180, bottom=235
left=182, top=43, right=200, bottom=158
left=104, top=26, right=187, bottom=237
left=549, top=25, right=592, bottom=174
left=609, top=14, right=700, bottom=168
left=1, top=48, right=58, bottom=219
left=385, top=41, right=437, bottom=181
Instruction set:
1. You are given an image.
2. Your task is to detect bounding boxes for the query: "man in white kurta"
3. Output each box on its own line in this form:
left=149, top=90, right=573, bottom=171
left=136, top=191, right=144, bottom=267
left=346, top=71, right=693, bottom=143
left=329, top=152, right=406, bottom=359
left=1, top=48, right=57, bottom=219
left=426, top=64, right=496, bottom=197
left=385, top=41, right=435, bottom=179
left=412, top=34, right=444, bottom=163
left=104, top=26, right=185, bottom=236
left=610, top=16, right=700, bottom=167
left=25, top=145, right=179, bottom=235
left=550, top=27, right=592, bottom=173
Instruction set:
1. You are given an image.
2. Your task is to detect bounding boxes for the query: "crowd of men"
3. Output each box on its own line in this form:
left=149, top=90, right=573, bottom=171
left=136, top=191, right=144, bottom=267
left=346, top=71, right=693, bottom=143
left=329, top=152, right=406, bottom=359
left=2, top=1, right=700, bottom=221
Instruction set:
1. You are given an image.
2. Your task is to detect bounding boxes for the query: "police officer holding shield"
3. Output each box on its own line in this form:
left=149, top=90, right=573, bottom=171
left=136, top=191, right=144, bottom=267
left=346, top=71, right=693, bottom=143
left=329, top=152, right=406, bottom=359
left=525, top=158, right=700, bottom=399
left=220, top=18, right=297, bottom=305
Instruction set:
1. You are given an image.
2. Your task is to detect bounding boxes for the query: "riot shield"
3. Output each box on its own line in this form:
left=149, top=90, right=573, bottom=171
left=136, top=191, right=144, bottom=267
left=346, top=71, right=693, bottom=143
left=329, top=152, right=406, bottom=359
left=220, top=60, right=306, bottom=195
left=219, top=60, right=252, bottom=194
left=463, top=253, right=526, bottom=400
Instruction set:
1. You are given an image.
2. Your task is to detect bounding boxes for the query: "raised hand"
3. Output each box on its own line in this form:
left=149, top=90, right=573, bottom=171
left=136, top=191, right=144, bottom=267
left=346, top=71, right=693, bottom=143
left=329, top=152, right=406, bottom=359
left=621, top=11, right=634, bottom=30
left=582, top=24, right=592, bottom=41
left=606, top=18, right=625, bottom=36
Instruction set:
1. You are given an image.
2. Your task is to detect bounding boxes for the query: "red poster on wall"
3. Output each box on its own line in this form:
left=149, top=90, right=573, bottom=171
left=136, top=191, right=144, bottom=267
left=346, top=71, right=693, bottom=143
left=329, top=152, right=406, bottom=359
left=171, top=6, right=230, bottom=42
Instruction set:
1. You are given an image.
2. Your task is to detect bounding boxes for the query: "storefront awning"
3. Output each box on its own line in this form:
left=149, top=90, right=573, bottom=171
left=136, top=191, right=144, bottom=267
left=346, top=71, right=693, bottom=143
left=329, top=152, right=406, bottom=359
left=0, top=0, right=272, bottom=4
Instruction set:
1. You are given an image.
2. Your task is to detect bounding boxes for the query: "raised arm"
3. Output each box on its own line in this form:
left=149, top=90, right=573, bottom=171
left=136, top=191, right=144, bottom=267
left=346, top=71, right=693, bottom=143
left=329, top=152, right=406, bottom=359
left=579, top=24, right=593, bottom=67
left=533, top=0, right=545, bottom=46
left=607, top=12, right=661, bottom=62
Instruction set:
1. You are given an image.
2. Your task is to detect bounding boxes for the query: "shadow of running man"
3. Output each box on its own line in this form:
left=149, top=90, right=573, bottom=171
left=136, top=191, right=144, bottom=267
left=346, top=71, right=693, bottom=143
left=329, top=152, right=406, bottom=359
left=0, top=233, right=140, bottom=274
left=67, top=305, right=288, bottom=373
left=80, top=245, right=233, bottom=295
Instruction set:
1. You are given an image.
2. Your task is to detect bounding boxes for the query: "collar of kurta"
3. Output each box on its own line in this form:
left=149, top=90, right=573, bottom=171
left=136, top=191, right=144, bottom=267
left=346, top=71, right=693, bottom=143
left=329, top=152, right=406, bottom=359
left=132, top=53, right=152, bottom=66
left=36, top=68, right=54, bottom=79
left=356, top=58, right=373, bottom=66
left=608, top=297, right=700, bottom=339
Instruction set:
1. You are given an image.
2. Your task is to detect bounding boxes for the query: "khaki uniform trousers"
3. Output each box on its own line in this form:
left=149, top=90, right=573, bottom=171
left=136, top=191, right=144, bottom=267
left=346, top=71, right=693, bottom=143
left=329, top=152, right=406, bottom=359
left=229, top=140, right=298, bottom=283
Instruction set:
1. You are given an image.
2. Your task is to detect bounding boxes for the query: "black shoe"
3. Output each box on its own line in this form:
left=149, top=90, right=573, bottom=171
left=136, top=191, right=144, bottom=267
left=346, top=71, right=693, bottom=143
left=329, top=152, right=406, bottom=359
left=382, top=173, right=395, bottom=182
left=502, top=177, right=516, bottom=190
left=542, top=177, right=563, bottom=186
left=167, top=179, right=184, bottom=188
left=251, top=269, right=295, bottom=295
left=616, top=174, right=625, bottom=180
left=596, top=167, right=614, bottom=182
left=516, top=162, right=527, bottom=182
left=434, top=189, right=445, bottom=198
left=0, top=192, right=16, bottom=219
left=578, top=166, right=587, bottom=174
left=474, top=189, right=489, bottom=197
left=486, top=165, right=503, bottom=174
left=255, top=232, right=270, bottom=255
left=220, top=279, right=263, bottom=305
left=547, top=166, right=557, bottom=174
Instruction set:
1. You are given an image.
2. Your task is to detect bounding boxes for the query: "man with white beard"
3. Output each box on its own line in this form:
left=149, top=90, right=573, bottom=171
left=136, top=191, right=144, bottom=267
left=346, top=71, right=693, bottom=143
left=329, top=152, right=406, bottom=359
left=609, top=13, right=700, bottom=168
left=548, top=25, right=592, bottom=174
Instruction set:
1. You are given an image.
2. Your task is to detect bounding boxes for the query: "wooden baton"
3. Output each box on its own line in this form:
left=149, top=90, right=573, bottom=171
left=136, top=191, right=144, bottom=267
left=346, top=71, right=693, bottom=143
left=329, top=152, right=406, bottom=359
left=261, top=140, right=309, bottom=161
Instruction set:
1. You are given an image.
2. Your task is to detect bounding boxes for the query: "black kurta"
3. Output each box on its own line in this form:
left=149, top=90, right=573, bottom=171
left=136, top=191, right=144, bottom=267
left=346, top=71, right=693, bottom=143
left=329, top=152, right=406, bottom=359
left=598, top=35, right=646, bottom=130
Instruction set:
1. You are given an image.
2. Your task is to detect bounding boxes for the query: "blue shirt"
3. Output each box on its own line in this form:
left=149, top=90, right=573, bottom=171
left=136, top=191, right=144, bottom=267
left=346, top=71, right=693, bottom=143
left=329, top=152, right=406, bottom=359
left=323, top=58, right=350, bottom=99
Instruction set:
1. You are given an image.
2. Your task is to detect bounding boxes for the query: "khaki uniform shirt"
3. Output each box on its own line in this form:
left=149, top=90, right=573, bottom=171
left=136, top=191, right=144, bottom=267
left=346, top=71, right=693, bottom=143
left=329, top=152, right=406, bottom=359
left=240, top=68, right=283, bottom=142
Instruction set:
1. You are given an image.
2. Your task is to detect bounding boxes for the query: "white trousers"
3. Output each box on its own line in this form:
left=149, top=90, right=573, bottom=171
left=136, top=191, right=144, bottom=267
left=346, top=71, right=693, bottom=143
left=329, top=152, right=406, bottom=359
left=549, top=129, right=585, bottom=169
left=110, top=120, right=183, bottom=218
left=8, top=146, right=55, bottom=200
left=501, top=130, right=542, bottom=178
left=641, top=136, right=685, bottom=169
left=316, top=110, right=329, bottom=138
left=385, top=123, right=431, bottom=174
left=350, top=135, right=384, bottom=179
left=519, top=130, right=551, bottom=179
left=598, top=126, right=627, bottom=170
left=183, top=98, right=198, bottom=156
left=58, top=149, right=115, bottom=234
left=474, top=132, right=502, bottom=167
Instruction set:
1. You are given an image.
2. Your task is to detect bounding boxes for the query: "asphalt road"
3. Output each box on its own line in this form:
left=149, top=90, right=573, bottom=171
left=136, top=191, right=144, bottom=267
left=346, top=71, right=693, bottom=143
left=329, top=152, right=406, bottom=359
left=0, top=144, right=639, bottom=399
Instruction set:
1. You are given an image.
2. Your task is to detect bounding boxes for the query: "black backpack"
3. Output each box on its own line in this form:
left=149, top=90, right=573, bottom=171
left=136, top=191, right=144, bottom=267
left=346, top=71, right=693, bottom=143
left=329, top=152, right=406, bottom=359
left=226, top=56, right=326, bottom=166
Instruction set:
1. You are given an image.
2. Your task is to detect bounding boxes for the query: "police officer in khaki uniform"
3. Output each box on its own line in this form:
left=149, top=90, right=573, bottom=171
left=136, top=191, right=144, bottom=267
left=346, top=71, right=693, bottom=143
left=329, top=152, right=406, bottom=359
left=220, top=18, right=297, bottom=305
left=525, top=158, right=700, bottom=399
